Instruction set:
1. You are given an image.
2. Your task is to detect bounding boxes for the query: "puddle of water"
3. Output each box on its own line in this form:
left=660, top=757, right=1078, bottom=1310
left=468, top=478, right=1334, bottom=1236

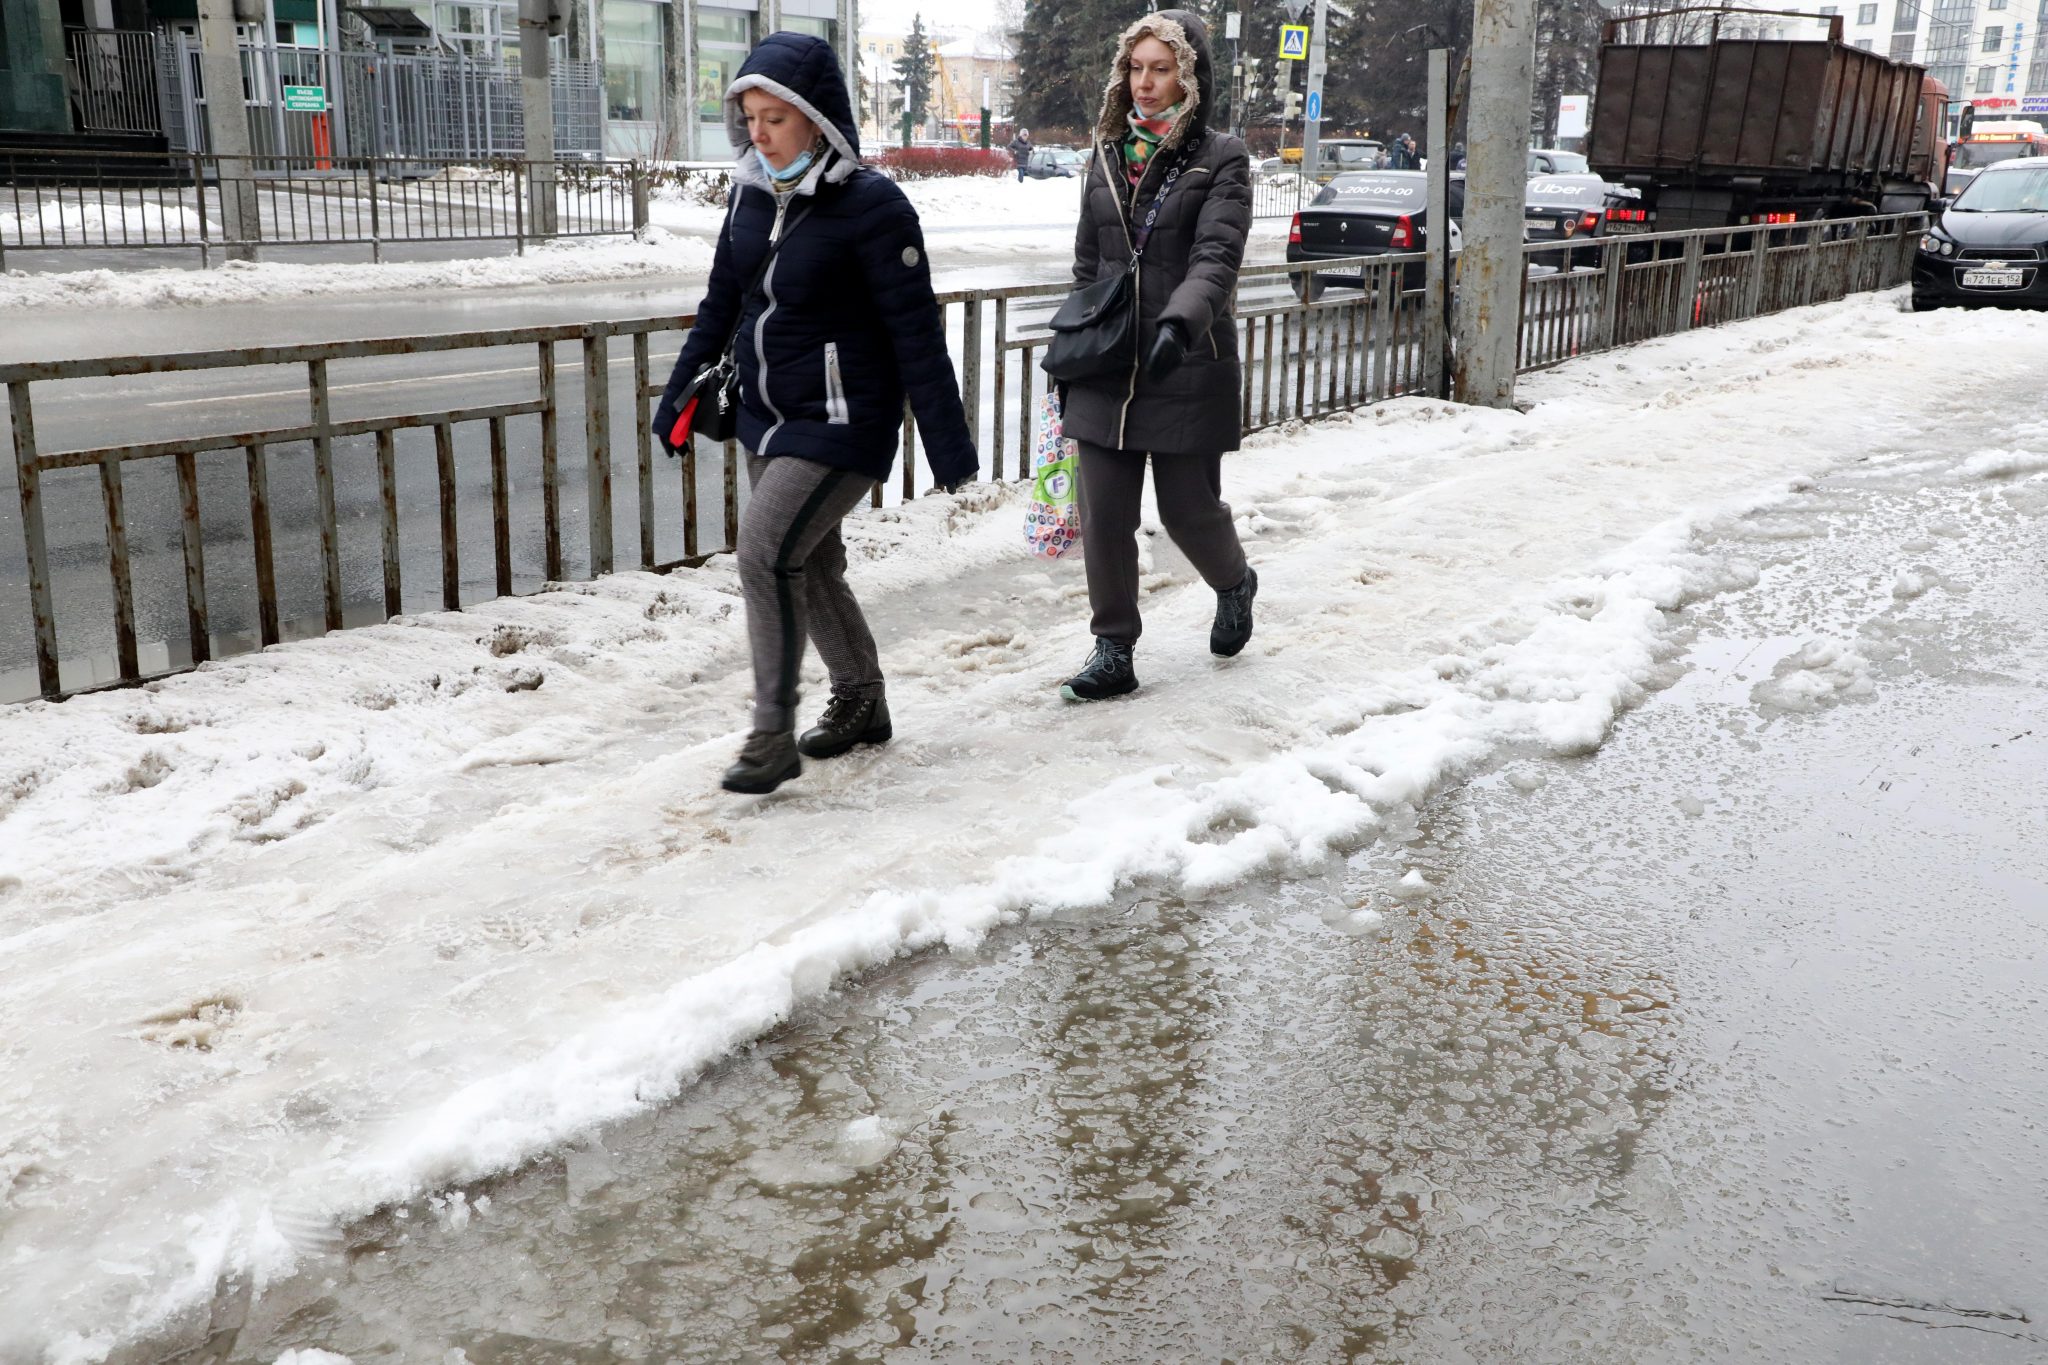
left=130, top=460, right=2048, bottom=1364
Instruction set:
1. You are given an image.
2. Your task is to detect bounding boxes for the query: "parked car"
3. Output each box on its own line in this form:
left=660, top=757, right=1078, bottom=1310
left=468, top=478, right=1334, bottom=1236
left=1021, top=146, right=1084, bottom=179
left=1285, top=170, right=1465, bottom=300
left=1311, top=138, right=1388, bottom=183
left=1527, top=148, right=1590, bottom=177
left=1911, top=158, right=2048, bottom=311
left=1522, top=173, right=1614, bottom=268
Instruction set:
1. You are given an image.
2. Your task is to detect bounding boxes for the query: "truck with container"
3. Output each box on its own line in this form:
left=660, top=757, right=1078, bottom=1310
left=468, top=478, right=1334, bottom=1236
left=1588, top=7, right=1948, bottom=234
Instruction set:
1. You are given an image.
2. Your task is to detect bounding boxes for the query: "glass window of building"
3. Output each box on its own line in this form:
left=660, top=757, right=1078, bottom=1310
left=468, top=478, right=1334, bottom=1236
left=779, top=16, right=836, bottom=44
left=427, top=0, right=504, bottom=59
left=699, top=8, right=753, bottom=122
left=1890, top=32, right=1915, bottom=58
left=1858, top=3, right=1877, bottom=22
left=1893, top=0, right=1919, bottom=27
left=604, top=0, right=662, bottom=122
left=1977, top=63, right=1996, bottom=90
left=1983, top=25, right=2003, bottom=49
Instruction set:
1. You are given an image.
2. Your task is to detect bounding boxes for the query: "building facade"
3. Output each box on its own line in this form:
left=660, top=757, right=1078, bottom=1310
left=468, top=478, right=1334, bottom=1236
left=0, top=0, right=858, bottom=161
left=1780, top=0, right=2048, bottom=122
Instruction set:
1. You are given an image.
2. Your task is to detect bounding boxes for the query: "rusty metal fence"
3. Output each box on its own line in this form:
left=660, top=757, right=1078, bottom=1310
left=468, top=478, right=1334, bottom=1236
left=0, top=150, right=646, bottom=267
left=1, top=213, right=1924, bottom=702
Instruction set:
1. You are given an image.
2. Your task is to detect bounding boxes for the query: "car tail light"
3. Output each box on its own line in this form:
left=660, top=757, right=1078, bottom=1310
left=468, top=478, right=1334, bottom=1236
left=1741, top=211, right=1800, bottom=225
left=1390, top=214, right=1415, bottom=249
left=1289, top=212, right=1302, bottom=244
left=1609, top=207, right=1649, bottom=223
left=1581, top=211, right=1602, bottom=232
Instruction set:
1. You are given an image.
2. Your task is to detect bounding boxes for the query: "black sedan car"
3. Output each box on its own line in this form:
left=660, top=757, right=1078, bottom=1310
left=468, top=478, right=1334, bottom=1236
left=1285, top=171, right=1464, bottom=300
left=1912, top=159, right=2048, bottom=311
left=1522, top=174, right=1613, bottom=269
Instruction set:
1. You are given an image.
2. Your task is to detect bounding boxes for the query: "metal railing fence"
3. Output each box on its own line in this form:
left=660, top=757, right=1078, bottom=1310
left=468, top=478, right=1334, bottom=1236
left=1, top=214, right=1925, bottom=702
left=64, top=28, right=165, bottom=136
left=155, top=35, right=605, bottom=162
left=0, top=150, right=646, bottom=265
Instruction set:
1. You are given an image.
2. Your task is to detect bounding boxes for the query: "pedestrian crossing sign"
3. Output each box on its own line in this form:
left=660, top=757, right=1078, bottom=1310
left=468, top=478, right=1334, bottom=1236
left=1279, top=25, right=1308, bottom=61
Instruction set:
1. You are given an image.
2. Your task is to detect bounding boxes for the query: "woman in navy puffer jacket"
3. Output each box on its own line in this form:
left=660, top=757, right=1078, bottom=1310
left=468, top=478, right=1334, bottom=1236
left=656, top=33, right=977, bottom=795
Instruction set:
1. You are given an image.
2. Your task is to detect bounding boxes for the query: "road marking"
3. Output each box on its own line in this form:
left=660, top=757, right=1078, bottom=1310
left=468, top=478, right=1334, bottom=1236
left=145, top=355, right=641, bottom=409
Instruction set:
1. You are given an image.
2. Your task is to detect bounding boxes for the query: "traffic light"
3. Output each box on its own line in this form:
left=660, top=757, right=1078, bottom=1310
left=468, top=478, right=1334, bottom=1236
left=1284, top=90, right=1302, bottom=120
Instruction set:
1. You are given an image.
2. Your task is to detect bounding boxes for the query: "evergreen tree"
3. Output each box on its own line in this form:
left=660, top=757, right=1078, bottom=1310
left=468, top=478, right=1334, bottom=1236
left=895, top=14, right=938, bottom=136
left=1014, top=0, right=1150, bottom=133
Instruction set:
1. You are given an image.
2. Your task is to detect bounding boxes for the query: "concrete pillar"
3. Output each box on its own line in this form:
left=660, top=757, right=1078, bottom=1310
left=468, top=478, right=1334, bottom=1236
left=195, top=0, right=260, bottom=260
left=664, top=0, right=690, bottom=159
left=519, top=0, right=557, bottom=233
left=1452, top=0, right=1535, bottom=408
left=0, top=0, right=72, bottom=133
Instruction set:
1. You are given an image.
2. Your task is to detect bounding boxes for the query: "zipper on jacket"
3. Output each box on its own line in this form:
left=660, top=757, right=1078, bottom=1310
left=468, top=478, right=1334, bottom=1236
left=754, top=193, right=795, bottom=453
left=823, top=341, right=849, bottom=425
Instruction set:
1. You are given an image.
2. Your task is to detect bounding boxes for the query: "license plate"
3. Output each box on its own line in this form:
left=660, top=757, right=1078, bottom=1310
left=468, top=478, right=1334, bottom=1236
left=1524, top=217, right=1551, bottom=232
left=1963, top=268, right=2025, bottom=287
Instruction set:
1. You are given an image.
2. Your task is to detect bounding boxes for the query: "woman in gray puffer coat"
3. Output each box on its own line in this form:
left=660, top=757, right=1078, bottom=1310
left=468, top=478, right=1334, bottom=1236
left=1056, top=9, right=1258, bottom=703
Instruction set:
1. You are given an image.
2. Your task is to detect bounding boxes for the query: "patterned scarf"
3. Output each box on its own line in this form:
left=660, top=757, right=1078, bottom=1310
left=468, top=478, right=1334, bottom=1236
left=1123, top=103, right=1181, bottom=187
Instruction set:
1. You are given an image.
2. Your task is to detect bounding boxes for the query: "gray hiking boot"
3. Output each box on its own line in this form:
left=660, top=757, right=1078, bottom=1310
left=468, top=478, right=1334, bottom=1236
left=1211, top=566, right=1259, bottom=658
left=1059, top=638, right=1139, bottom=702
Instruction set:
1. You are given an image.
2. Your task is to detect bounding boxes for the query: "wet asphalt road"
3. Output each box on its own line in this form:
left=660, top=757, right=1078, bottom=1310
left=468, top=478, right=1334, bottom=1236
left=146, top=395, right=2048, bottom=1362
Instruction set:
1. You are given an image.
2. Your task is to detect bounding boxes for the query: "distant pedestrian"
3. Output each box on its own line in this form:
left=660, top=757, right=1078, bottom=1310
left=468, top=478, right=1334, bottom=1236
left=1051, top=8, right=1257, bottom=703
left=1009, top=127, right=1034, bottom=180
left=654, top=33, right=978, bottom=794
left=1452, top=142, right=1467, bottom=171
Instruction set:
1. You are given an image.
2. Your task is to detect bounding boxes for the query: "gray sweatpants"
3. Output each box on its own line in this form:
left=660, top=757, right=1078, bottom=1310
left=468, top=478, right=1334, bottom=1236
left=738, top=453, right=883, bottom=734
left=1075, top=442, right=1249, bottom=645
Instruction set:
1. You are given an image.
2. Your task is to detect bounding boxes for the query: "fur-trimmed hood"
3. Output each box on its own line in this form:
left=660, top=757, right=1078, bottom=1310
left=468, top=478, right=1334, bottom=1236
left=1092, top=9, right=1215, bottom=154
left=724, top=32, right=862, bottom=193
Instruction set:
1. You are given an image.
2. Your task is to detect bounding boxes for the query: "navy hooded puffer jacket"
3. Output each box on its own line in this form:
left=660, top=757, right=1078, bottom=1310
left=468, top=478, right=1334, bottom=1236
left=656, top=34, right=977, bottom=488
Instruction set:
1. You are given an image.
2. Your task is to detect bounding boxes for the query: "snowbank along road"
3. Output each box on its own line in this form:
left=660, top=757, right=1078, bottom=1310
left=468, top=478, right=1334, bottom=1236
left=1, top=289, right=2044, bottom=1360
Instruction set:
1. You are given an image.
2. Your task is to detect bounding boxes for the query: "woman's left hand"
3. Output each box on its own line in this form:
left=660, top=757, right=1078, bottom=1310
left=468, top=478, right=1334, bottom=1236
left=1142, top=321, right=1189, bottom=383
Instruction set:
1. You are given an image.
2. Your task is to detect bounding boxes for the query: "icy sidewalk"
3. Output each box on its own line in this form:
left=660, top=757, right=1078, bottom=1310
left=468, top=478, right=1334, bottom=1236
left=2, top=291, right=2045, bottom=1360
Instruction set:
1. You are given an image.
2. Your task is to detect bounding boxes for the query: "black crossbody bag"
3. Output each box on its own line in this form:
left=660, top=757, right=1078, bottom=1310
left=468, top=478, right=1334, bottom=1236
left=667, top=214, right=790, bottom=451
left=1041, top=154, right=1187, bottom=384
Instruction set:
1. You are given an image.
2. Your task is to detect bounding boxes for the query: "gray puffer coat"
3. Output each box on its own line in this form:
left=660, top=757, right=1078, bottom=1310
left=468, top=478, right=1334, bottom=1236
left=1059, top=9, right=1252, bottom=457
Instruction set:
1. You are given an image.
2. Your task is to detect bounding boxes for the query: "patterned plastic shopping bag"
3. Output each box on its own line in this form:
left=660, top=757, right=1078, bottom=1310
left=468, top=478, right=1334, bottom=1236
left=1026, top=388, right=1082, bottom=559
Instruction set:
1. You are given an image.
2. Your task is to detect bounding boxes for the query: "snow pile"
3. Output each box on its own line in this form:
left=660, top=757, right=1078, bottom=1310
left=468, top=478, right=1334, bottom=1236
left=1750, top=637, right=1876, bottom=713
left=0, top=228, right=716, bottom=312
left=1959, top=446, right=2048, bottom=480
left=0, top=198, right=215, bottom=242
left=4, top=290, right=2047, bottom=1361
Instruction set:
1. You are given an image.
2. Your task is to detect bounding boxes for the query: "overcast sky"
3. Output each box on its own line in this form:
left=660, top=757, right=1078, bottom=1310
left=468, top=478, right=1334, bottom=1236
left=858, top=0, right=1006, bottom=43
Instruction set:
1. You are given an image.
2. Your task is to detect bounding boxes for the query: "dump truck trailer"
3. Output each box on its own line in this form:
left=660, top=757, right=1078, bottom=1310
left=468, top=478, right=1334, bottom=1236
left=1589, top=7, right=1948, bottom=233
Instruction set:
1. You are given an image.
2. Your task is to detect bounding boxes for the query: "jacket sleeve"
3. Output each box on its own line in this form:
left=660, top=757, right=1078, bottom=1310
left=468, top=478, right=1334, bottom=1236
left=1072, top=152, right=1104, bottom=285
left=657, top=196, right=746, bottom=429
left=1159, top=142, right=1252, bottom=342
left=854, top=186, right=979, bottom=488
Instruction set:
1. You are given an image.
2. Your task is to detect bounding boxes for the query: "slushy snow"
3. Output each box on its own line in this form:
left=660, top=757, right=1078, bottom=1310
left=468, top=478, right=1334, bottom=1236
left=3, top=289, right=2046, bottom=1362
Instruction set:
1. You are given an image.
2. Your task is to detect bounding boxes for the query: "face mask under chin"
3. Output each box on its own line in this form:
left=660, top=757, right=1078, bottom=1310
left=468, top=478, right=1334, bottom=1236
left=758, top=142, right=822, bottom=184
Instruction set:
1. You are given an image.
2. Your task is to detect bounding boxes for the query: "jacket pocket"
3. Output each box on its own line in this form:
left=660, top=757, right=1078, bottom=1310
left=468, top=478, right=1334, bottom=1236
left=823, top=342, right=850, bottom=425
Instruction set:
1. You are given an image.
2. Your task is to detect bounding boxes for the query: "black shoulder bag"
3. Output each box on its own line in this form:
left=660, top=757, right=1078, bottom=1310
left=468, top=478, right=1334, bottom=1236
left=667, top=215, right=789, bottom=451
left=1040, top=153, right=1187, bottom=384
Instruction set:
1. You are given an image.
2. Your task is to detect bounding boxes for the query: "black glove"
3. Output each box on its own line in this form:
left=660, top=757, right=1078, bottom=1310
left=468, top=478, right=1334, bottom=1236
left=1142, top=321, right=1189, bottom=384
left=652, top=393, right=682, bottom=458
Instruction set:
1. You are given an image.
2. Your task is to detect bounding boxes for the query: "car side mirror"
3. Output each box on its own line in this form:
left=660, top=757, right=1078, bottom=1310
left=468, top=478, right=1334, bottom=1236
left=1933, top=196, right=1952, bottom=211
